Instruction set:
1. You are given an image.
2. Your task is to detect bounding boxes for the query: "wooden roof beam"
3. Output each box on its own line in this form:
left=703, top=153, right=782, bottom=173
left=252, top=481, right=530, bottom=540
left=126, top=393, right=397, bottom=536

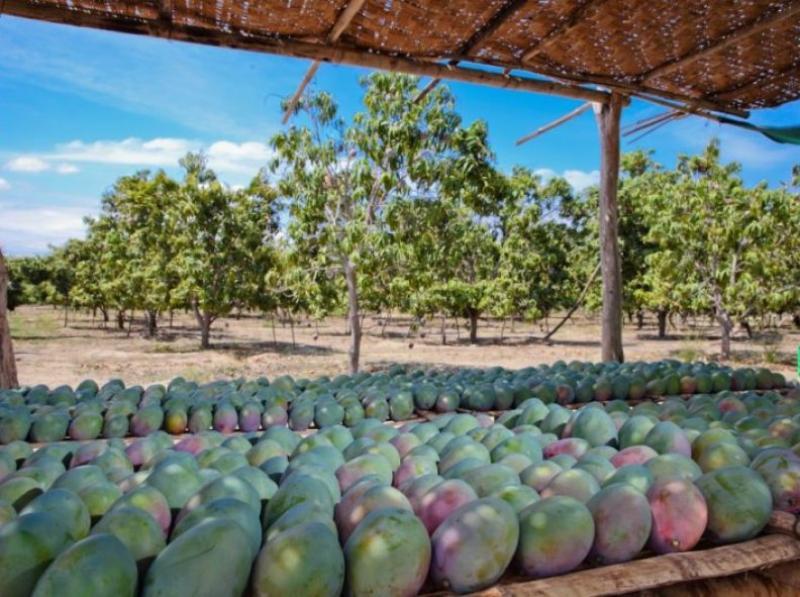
left=522, top=0, right=608, bottom=63
left=413, top=0, right=529, bottom=103
left=516, top=102, right=592, bottom=145
left=711, top=59, right=800, bottom=102
left=282, top=0, right=368, bottom=123
left=642, top=2, right=800, bottom=83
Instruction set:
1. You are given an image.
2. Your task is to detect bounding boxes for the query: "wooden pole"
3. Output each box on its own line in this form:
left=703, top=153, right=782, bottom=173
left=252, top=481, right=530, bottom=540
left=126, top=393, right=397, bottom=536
left=516, top=102, right=592, bottom=145
left=0, top=249, right=19, bottom=389
left=596, top=94, right=624, bottom=363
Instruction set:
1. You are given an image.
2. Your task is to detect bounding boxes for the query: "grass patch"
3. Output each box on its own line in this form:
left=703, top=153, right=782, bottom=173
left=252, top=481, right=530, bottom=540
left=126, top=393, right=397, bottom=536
left=9, top=309, right=61, bottom=339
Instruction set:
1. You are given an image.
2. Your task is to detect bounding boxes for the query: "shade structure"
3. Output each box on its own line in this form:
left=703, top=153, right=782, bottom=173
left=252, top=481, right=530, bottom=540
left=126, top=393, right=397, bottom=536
left=5, top=0, right=800, bottom=114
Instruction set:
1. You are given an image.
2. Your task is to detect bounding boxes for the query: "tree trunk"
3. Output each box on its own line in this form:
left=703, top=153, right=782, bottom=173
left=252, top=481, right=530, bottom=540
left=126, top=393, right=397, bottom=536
left=595, top=94, right=625, bottom=363
left=100, top=306, right=109, bottom=324
left=636, top=311, right=644, bottom=330
left=127, top=310, right=134, bottom=337
left=146, top=310, right=158, bottom=338
left=0, top=250, right=19, bottom=389
left=271, top=313, right=277, bottom=346
left=793, top=314, right=800, bottom=329
left=468, top=311, right=478, bottom=344
left=343, top=259, right=362, bottom=374
left=169, top=309, right=174, bottom=329
left=740, top=319, right=753, bottom=339
left=719, top=314, right=733, bottom=360
left=289, top=315, right=296, bottom=348
left=441, top=314, right=447, bottom=346
left=500, top=318, right=506, bottom=343
left=657, top=310, right=668, bottom=339
left=117, top=310, right=125, bottom=330
left=63, top=304, right=68, bottom=327
left=193, top=303, right=212, bottom=349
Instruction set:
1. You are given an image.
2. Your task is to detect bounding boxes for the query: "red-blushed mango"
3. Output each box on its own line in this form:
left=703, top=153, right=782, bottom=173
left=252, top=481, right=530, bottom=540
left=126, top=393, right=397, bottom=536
left=336, top=453, right=393, bottom=493
left=109, top=485, right=171, bottom=535
left=344, top=507, right=430, bottom=597
left=587, top=484, right=651, bottom=564
left=401, top=473, right=443, bottom=513
left=164, top=408, right=188, bottom=435
left=31, top=533, right=137, bottom=597
left=516, top=496, right=594, bottom=578
left=611, top=445, right=659, bottom=468
left=68, top=412, right=103, bottom=441
left=692, top=428, right=738, bottom=460
left=647, top=478, right=707, bottom=554
left=246, top=440, right=286, bottom=467
left=335, top=475, right=385, bottom=529
left=337, top=485, right=412, bottom=543
left=543, top=438, right=589, bottom=460
left=757, top=455, right=800, bottom=513
left=644, top=422, right=692, bottom=457
left=695, top=466, right=772, bottom=543
left=391, top=432, right=422, bottom=458
left=143, top=519, right=252, bottom=597
left=430, top=497, right=518, bottom=594
left=0, top=512, right=72, bottom=597
left=540, top=468, right=600, bottom=503
left=252, top=522, right=344, bottom=597
left=91, top=506, right=166, bottom=563
left=418, top=479, right=478, bottom=535
left=393, top=454, right=438, bottom=488
left=520, top=461, right=562, bottom=492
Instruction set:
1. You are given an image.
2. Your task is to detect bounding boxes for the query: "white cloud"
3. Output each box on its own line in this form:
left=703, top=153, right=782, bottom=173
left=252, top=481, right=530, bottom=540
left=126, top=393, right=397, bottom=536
left=5, top=156, right=50, bottom=172
left=0, top=206, right=89, bottom=254
left=1, top=138, right=272, bottom=183
left=55, top=163, right=80, bottom=175
left=563, top=169, right=600, bottom=191
left=0, top=178, right=9, bottom=191
left=535, top=167, right=600, bottom=192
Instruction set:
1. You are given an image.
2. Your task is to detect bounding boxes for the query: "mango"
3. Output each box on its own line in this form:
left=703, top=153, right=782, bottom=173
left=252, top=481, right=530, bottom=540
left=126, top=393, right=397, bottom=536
left=647, top=478, right=707, bottom=553
left=252, top=521, right=344, bottom=597
left=587, top=484, right=651, bottom=564
left=31, top=533, right=137, bottom=597
left=516, top=496, right=594, bottom=577
left=430, top=498, right=518, bottom=593
left=92, top=506, right=166, bottom=563
left=344, top=508, right=430, bottom=597
left=695, top=466, right=772, bottom=543
left=142, top=519, right=252, bottom=597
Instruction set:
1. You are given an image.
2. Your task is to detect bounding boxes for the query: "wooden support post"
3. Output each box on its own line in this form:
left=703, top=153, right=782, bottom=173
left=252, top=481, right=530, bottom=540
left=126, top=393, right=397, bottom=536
left=596, top=94, right=624, bottom=363
left=0, top=249, right=19, bottom=389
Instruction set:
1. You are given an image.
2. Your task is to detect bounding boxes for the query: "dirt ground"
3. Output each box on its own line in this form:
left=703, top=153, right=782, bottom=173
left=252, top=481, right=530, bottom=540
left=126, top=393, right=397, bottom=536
left=8, top=305, right=799, bottom=388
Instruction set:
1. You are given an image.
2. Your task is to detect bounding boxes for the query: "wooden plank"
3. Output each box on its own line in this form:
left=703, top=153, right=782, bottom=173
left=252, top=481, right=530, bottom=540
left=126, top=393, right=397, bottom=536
left=3, top=1, right=753, bottom=116
left=642, top=2, right=800, bottom=83
left=522, top=0, right=608, bottom=63
left=596, top=94, right=624, bottom=363
left=282, top=0, right=368, bottom=123
left=413, top=0, right=529, bottom=104
left=281, top=60, right=321, bottom=124
left=2, top=4, right=609, bottom=103
left=712, top=59, right=800, bottom=102
left=516, top=102, right=591, bottom=145
left=469, top=534, right=800, bottom=596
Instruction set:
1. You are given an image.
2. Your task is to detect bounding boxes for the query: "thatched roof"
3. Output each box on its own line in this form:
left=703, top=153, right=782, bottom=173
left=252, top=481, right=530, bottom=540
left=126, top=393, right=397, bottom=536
left=5, top=0, right=800, bottom=115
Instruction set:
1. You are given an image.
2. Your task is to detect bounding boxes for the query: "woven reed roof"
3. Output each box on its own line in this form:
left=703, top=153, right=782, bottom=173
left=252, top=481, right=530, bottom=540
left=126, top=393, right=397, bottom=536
left=6, top=0, right=800, bottom=115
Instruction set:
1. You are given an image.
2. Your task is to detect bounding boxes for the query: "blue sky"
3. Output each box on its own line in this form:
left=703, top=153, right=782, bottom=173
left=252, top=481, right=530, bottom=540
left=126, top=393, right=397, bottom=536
left=1, top=15, right=798, bottom=256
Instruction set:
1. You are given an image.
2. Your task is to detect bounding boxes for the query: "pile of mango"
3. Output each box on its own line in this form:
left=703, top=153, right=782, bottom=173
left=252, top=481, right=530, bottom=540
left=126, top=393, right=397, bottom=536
left=0, top=380, right=798, bottom=596
left=0, top=360, right=790, bottom=443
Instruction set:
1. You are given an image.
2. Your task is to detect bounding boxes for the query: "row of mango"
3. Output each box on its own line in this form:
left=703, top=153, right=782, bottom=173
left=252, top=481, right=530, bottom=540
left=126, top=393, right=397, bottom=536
left=0, top=385, right=798, bottom=596
left=0, top=360, right=792, bottom=443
